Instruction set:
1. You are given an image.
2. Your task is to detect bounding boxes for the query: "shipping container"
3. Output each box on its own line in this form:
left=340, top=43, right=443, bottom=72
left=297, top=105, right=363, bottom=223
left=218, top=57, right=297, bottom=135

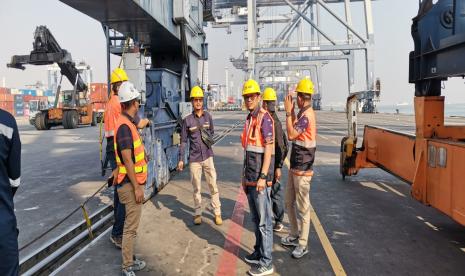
left=44, top=90, right=54, bottom=97
left=0, top=87, right=10, bottom=95
left=90, top=83, right=108, bottom=103
left=15, top=108, right=24, bottom=116
left=36, top=89, right=43, bottom=97
left=0, top=101, right=14, bottom=115
left=20, top=89, right=37, bottom=96
left=0, top=94, right=14, bottom=101
left=14, top=94, right=24, bottom=103
left=10, top=88, right=21, bottom=95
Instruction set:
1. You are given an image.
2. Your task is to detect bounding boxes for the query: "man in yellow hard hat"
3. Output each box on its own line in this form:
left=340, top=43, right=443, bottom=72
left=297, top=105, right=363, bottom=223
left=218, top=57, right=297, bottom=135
left=262, top=87, right=288, bottom=233
left=281, top=78, right=317, bottom=259
left=241, top=79, right=275, bottom=275
left=104, top=67, right=150, bottom=249
left=177, top=86, right=222, bottom=226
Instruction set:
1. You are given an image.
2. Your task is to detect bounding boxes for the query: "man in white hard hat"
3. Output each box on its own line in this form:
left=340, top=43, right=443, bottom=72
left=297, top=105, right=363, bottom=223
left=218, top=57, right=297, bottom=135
left=113, top=81, right=147, bottom=276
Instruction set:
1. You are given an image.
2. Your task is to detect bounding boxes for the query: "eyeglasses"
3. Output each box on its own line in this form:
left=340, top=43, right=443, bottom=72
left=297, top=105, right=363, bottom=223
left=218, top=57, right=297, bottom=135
left=243, top=94, right=258, bottom=101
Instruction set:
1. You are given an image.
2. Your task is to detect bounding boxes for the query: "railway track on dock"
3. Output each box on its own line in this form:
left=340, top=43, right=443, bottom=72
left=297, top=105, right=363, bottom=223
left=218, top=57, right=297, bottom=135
left=19, top=120, right=243, bottom=276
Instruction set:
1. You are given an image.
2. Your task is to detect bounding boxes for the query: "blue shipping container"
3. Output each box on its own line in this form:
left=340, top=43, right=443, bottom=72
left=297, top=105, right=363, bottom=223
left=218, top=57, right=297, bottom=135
left=44, top=90, right=54, bottom=97
left=15, top=109, right=24, bottom=116
left=14, top=95, right=23, bottom=103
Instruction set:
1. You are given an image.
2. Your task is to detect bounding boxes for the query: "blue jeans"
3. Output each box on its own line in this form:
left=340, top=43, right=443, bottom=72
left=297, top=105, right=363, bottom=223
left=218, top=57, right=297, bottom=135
left=246, top=186, right=273, bottom=267
left=112, top=185, right=126, bottom=238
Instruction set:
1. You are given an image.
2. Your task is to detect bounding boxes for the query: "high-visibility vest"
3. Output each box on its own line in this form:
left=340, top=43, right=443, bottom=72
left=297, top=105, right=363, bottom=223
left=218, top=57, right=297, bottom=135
left=104, top=94, right=121, bottom=138
left=114, top=114, right=147, bottom=185
left=290, top=106, right=316, bottom=176
left=241, top=107, right=275, bottom=186
left=241, top=107, right=275, bottom=154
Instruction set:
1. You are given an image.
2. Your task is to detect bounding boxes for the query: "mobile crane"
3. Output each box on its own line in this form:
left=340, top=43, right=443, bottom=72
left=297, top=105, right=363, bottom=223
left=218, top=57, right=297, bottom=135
left=8, top=25, right=95, bottom=130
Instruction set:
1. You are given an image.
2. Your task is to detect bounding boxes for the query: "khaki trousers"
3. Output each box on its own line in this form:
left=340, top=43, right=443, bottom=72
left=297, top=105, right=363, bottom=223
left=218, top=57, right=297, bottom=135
left=189, top=157, right=221, bottom=216
left=285, top=173, right=312, bottom=247
left=117, top=183, right=143, bottom=269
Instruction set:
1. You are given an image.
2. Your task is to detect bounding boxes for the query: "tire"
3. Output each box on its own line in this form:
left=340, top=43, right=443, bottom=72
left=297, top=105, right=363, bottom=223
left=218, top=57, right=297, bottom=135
left=34, top=113, right=43, bottom=130
left=63, top=110, right=78, bottom=129
left=43, top=112, right=51, bottom=130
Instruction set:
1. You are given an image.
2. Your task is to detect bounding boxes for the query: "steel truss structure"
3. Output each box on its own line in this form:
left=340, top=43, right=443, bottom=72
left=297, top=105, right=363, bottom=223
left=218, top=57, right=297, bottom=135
left=212, top=0, right=380, bottom=112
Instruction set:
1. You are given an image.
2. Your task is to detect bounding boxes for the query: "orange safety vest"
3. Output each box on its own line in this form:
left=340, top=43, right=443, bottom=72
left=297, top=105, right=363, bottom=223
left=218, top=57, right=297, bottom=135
left=104, top=94, right=121, bottom=138
left=241, top=107, right=275, bottom=153
left=241, top=107, right=275, bottom=186
left=114, top=114, right=147, bottom=185
left=290, top=106, right=316, bottom=176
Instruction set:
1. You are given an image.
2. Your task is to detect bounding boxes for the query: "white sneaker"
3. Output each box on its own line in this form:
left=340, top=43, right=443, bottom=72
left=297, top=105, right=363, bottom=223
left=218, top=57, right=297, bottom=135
left=281, top=235, right=299, bottom=247
left=292, top=245, right=308, bottom=259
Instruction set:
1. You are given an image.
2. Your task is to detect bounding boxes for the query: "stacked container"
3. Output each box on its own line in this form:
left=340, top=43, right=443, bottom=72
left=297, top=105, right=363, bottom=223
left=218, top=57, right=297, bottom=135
left=14, top=95, right=24, bottom=116
left=0, top=88, right=14, bottom=115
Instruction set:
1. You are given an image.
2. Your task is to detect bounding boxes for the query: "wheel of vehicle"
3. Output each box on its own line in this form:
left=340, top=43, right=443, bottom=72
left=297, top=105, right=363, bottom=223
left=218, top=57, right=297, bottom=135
left=43, top=113, right=51, bottom=130
left=68, top=110, right=79, bottom=129
left=63, top=110, right=78, bottom=129
left=34, top=113, right=44, bottom=130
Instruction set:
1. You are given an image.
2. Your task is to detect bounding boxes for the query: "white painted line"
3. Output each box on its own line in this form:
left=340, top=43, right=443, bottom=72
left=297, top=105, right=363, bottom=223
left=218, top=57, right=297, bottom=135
left=360, top=181, right=387, bottom=192
left=416, top=216, right=425, bottom=221
left=424, top=222, right=439, bottom=231
left=378, top=182, right=406, bottom=197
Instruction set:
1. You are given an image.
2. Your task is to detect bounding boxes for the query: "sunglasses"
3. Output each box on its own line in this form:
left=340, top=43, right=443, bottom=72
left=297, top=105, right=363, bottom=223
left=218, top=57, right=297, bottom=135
left=243, top=94, right=258, bottom=101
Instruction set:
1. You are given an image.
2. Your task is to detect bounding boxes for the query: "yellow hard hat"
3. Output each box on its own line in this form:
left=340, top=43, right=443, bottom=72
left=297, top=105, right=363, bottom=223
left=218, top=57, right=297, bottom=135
left=110, top=67, right=129, bottom=84
left=295, top=78, right=314, bottom=94
left=190, top=86, right=204, bottom=98
left=262, top=87, right=277, bottom=101
left=242, top=79, right=260, bottom=96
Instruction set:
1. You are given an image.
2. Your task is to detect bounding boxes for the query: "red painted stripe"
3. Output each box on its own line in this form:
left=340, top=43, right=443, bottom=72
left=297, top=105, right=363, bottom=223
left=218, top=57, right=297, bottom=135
left=216, top=188, right=247, bottom=276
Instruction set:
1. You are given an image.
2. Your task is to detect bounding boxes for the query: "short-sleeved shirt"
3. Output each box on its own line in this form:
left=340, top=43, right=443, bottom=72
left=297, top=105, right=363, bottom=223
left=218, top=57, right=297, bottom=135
left=116, top=112, right=140, bottom=183
left=243, top=106, right=275, bottom=184
left=179, top=111, right=214, bottom=163
left=294, top=114, right=309, bottom=134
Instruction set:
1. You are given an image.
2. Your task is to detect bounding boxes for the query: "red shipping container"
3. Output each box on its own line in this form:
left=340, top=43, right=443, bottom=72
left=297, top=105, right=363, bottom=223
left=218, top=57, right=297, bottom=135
left=0, top=87, right=9, bottom=95
left=90, top=83, right=108, bottom=103
left=0, top=94, right=13, bottom=101
left=0, top=101, right=14, bottom=115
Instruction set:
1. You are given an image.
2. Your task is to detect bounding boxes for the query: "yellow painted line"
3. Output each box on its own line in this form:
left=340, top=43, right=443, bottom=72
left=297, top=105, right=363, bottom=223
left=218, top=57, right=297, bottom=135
left=378, top=182, right=406, bottom=197
left=284, top=159, right=347, bottom=276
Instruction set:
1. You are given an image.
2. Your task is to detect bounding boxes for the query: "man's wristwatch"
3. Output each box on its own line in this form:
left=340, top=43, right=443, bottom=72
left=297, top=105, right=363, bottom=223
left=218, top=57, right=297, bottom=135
left=286, top=112, right=292, bottom=117
left=259, top=173, right=267, bottom=180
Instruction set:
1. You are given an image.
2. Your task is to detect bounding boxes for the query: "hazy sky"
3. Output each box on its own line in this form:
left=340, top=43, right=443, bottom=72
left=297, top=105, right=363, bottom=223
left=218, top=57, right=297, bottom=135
left=1, top=0, right=464, bottom=105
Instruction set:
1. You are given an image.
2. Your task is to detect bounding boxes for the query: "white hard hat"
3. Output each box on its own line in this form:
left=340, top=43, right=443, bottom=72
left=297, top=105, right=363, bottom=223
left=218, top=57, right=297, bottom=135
left=118, top=81, right=141, bottom=103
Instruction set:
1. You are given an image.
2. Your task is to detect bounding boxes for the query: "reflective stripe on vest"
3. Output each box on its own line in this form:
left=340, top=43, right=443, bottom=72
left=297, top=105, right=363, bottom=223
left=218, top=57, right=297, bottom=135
left=114, top=116, right=147, bottom=185
left=105, top=130, right=115, bottom=137
left=241, top=107, right=274, bottom=153
left=294, top=107, right=316, bottom=148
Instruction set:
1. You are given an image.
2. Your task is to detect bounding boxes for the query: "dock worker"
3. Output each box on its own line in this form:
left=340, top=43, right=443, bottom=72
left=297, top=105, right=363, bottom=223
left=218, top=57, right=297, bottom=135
left=104, top=67, right=150, bottom=249
left=114, top=81, right=147, bottom=276
left=0, top=108, right=21, bottom=276
left=281, top=78, right=317, bottom=259
left=241, top=79, right=275, bottom=276
left=262, top=87, right=288, bottom=232
left=177, top=86, right=222, bottom=226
